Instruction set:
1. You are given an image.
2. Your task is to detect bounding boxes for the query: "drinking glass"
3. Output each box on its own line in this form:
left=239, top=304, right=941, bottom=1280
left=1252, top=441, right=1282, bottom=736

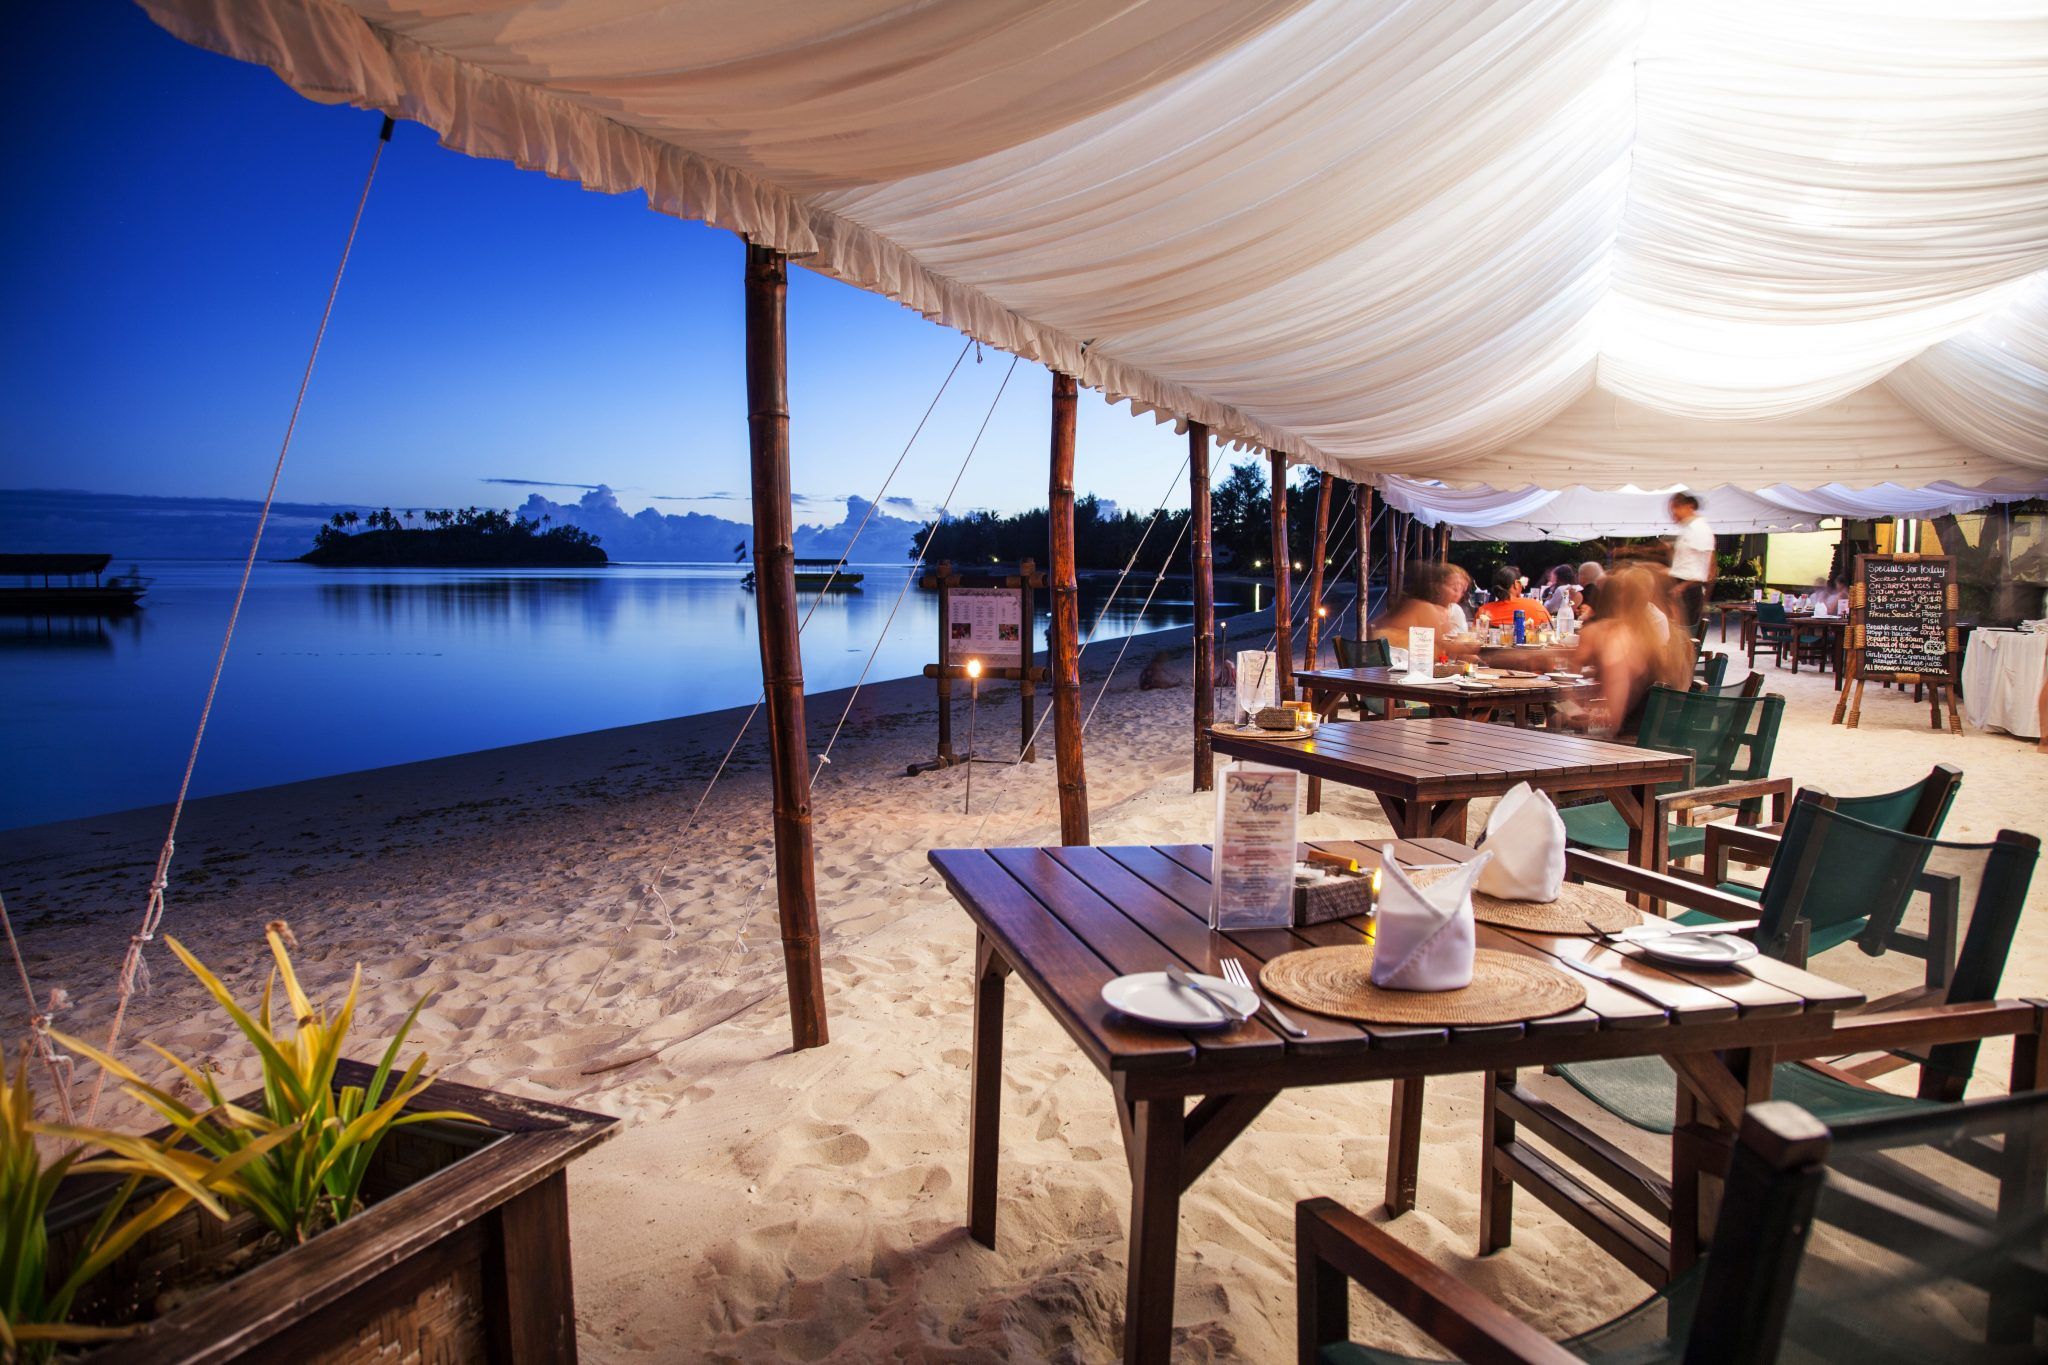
left=1235, top=650, right=1275, bottom=722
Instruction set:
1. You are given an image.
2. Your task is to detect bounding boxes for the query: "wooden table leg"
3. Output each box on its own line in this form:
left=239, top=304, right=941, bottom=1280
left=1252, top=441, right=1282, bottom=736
left=1668, top=1046, right=1769, bottom=1274
left=1607, top=782, right=1666, bottom=914
left=1478, top=1069, right=1515, bottom=1253
left=969, top=933, right=1010, bottom=1249
left=1385, top=1078, right=1424, bottom=1215
left=1118, top=1085, right=1186, bottom=1365
left=1377, top=795, right=1456, bottom=840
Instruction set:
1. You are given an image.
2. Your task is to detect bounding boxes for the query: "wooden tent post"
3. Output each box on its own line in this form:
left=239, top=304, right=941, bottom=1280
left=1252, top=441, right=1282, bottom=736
left=1355, top=483, right=1373, bottom=637
left=1048, top=373, right=1090, bottom=845
left=744, top=244, right=827, bottom=1050
left=1189, top=422, right=1216, bottom=792
left=1269, top=450, right=1293, bottom=700
left=1302, top=472, right=1332, bottom=670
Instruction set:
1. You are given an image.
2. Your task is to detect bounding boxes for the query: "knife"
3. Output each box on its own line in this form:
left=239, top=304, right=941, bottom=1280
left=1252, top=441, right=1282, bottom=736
left=1556, top=955, right=1671, bottom=1012
left=1164, top=966, right=1249, bottom=1023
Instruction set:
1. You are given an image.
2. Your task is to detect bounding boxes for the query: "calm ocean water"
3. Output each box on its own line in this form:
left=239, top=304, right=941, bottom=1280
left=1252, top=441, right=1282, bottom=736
left=0, top=560, right=1249, bottom=829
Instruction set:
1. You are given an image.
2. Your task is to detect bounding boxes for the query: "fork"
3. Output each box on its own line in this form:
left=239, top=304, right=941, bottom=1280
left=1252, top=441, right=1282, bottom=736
left=1221, top=957, right=1308, bottom=1038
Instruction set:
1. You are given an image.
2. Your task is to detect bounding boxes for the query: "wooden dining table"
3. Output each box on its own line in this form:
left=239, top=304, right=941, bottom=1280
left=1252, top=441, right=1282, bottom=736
left=930, top=837, right=1863, bottom=1365
left=1208, top=717, right=1691, bottom=882
left=1297, top=664, right=1593, bottom=728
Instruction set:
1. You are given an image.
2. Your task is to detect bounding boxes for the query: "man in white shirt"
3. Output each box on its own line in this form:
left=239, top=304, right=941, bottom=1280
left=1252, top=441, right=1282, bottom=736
left=1667, top=491, right=1716, bottom=629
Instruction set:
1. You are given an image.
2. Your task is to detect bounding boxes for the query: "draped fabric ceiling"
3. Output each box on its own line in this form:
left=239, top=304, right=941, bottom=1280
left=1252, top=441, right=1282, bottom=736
left=1384, top=475, right=2048, bottom=540
left=142, top=0, right=2048, bottom=500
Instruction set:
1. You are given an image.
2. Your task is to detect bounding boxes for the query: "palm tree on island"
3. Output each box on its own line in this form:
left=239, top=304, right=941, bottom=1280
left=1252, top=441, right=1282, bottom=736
left=301, top=504, right=606, bottom=567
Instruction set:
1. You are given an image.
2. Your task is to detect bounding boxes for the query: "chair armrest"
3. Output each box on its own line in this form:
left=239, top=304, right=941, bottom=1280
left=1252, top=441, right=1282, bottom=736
left=1701, top=822, right=1783, bottom=889
left=1296, top=1198, right=1579, bottom=1365
left=1772, top=999, right=2047, bottom=1062
left=1654, top=775, right=1792, bottom=824
left=1564, top=849, right=1766, bottom=922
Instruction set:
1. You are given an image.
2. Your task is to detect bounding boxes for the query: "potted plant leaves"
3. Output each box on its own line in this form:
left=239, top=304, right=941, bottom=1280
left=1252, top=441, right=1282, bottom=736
left=7, top=923, right=617, bottom=1363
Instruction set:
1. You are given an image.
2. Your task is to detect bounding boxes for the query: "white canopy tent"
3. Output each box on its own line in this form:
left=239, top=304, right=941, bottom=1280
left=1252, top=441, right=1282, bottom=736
left=1382, top=473, right=2048, bottom=540
left=139, top=0, right=2048, bottom=494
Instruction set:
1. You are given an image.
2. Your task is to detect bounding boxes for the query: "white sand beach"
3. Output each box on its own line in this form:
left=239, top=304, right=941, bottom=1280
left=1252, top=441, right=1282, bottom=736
left=4, top=639, right=2043, bottom=1362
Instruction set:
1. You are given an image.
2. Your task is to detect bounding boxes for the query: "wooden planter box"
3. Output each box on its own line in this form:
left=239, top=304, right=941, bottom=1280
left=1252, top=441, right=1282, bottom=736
left=48, top=1060, right=617, bottom=1364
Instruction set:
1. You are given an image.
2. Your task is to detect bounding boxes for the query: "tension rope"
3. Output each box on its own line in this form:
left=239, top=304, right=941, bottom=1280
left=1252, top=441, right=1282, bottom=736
left=53, top=116, right=396, bottom=1127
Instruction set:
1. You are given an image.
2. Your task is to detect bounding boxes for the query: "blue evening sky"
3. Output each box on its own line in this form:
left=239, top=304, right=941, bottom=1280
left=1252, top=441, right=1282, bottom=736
left=2, top=3, right=1248, bottom=524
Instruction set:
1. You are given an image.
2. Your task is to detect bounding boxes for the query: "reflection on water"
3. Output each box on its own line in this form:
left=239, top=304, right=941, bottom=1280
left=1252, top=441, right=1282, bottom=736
left=0, top=561, right=1248, bottom=829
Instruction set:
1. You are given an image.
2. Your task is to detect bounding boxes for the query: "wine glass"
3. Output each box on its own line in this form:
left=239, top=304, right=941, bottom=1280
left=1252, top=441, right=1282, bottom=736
left=1235, top=650, right=1274, bottom=723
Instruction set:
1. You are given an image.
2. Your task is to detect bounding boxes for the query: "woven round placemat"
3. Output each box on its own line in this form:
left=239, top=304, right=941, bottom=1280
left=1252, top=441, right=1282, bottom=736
left=1259, top=946, right=1586, bottom=1026
left=1407, top=867, right=1638, bottom=935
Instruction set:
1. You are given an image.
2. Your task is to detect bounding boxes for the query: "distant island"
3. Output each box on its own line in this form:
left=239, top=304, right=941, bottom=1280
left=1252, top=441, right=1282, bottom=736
left=300, top=507, right=607, bottom=567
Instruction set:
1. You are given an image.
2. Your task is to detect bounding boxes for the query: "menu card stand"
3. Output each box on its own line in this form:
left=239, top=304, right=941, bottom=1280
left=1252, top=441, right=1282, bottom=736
left=1831, top=553, right=1962, bottom=733
left=1209, top=763, right=1300, bottom=929
left=1402, top=626, right=1436, bottom=684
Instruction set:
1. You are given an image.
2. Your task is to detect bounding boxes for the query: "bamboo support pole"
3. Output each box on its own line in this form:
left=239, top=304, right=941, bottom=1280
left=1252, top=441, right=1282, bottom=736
left=1303, top=473, right=1332, bottom=671
left=1189, top=422, right=1215, bottom=792
left=1269, top=450, right=1293, bottom=700
left=744, top=244, right=828, bottom=1050
left=1355, top=483, right=1373, bottom=638
left=1048, top=373, right=1091, bottom=845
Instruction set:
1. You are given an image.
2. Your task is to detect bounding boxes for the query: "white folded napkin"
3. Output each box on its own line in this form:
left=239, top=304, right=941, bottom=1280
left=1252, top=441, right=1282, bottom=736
left=1371, top=850, right=1492, bottom=991
left=1474, top=782, right=1567, bottom=902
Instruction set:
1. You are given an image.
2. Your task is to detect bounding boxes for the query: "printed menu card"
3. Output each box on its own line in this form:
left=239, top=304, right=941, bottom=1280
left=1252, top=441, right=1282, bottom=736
left=1210, top=763, right=1300, bottom=929
left=1403, top=626, right=1436, bottom=683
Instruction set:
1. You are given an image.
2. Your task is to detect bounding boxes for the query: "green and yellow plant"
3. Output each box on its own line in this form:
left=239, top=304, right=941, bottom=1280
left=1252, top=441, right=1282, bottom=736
left=56, top=922, right=476, bottom=1246
left=2, top=1047, right=292, bottom=1361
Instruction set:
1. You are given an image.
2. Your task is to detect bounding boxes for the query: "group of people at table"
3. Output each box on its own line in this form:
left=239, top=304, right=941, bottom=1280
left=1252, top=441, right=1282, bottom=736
left=1358, top=489, right=1829, bottom=736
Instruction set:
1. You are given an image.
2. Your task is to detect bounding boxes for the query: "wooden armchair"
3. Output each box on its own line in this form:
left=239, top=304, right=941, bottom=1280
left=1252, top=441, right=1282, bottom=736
left=1302, top=1090, right=2048, bottom=1365
left=1478, top=817, right=2042, bottom=1286
left=1560, top=686, right=1789, bottom=890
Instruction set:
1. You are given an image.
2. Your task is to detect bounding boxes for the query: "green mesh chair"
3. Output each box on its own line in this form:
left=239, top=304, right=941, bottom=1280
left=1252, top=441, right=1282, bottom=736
left=1691, top=650, right=1729, bottom=693
left=1473, top=807, right=2041, bottom=1283
left=1332, top=635, right=1424, bottom=720
left=1301, top=1089, right=2048, bottom=1365
left=1748, top=599, right=1795, bottom=668
left=1333, top=635, right=1389, bottom=669
left=1558, top=684, right=1787, bottom=870
left=1687, top=764, right=1962, bottom=970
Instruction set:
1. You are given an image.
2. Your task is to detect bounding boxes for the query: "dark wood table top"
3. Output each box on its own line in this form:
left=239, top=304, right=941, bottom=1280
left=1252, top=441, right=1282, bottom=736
left=1298, top=665, right=1592, bottom=707
left=1205, top=717, right=1691, bottom=802
left=929, top=838, right=1862, bottom=1089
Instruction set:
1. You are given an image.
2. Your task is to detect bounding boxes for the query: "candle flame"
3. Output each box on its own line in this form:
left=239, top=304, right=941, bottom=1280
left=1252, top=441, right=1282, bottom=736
left=966, top=658, right=982, bottom=679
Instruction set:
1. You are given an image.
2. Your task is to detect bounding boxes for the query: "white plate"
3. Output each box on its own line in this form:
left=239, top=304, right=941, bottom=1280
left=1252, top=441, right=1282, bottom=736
left=1621, top=928, right=1758, bottom=967
left=1102, top=972, right=1258, bottom=1029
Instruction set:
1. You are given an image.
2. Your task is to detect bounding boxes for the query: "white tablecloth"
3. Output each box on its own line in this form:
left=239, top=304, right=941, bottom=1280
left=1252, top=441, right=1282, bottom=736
left=1961, top=630, right=2048, bottom=740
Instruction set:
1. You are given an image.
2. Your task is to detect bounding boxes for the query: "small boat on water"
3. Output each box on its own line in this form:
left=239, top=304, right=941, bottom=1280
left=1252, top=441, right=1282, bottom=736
left=741, top=558, right=864, bottom=592
left=0, top=554, right=148, bottom=614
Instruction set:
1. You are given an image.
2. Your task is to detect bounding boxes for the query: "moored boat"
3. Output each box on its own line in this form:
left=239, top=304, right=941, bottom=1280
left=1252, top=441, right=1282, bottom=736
left=741, top=558, right=864, bottom=592
left=0, top=554, right=148, bottom=614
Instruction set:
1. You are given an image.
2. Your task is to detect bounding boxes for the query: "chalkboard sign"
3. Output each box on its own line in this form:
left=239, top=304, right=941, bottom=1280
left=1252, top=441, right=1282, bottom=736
left=1833, top=553, right=1962, bottom=733
left=1854, top=555, right=1955, bottom=680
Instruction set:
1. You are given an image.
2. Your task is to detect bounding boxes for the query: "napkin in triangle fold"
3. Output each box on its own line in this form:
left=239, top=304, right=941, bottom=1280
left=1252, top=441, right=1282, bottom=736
left=1370, top=849, right=1493, bottom=992
left=1474, top=781, right=1567, bottom=902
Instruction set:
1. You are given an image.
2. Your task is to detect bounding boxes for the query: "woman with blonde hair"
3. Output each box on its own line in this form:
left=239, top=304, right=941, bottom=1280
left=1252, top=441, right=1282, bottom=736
left=1573, top=564, right=1693, bottom=736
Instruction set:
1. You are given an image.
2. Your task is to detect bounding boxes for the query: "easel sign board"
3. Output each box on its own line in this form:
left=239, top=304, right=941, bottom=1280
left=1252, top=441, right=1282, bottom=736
left=946, top=586, right=1025, bottom=670
left=1833, top=553, right=1961, bottom=733
left=1857, top=556, right=1954, bottom=678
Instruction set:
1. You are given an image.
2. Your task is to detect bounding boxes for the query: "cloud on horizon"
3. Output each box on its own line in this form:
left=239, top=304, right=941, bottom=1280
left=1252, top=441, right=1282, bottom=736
left=482, top=477, right=605, bottom=491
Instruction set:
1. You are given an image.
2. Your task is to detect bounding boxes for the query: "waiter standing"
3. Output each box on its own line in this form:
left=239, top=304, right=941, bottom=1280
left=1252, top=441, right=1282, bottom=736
left=1667, top=490, right=1715, bottom=629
